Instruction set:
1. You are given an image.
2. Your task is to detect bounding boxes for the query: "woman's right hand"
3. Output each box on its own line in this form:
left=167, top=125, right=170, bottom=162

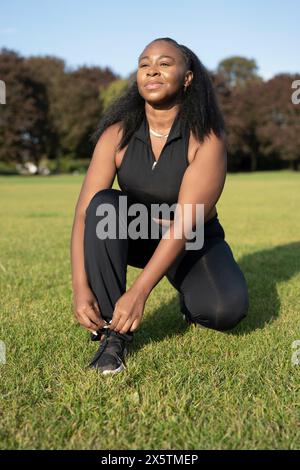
left=72, top=284, right=105, bottom=333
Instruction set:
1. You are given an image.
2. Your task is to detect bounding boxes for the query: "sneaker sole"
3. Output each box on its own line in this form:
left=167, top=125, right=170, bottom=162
left=101, top=362, right=125, bottom=375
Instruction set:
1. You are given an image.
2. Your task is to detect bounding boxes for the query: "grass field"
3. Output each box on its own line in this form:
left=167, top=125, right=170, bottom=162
left=0, top=170, right=299, bottom=450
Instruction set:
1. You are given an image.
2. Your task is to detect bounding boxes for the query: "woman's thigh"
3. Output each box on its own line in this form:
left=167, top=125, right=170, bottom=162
left=127, top=235, right=159, bottom=269
left=126, top=215, right=161, bottom=268
left=166, top=223, right=249, bottom=331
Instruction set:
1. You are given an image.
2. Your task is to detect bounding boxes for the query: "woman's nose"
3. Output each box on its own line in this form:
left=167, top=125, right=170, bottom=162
left=147, top=69, right=160, bottom=77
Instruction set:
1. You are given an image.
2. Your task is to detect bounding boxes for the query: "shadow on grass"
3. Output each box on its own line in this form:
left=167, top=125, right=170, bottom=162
left=228, top=241, right=300, bottom=336
left=131, top=294, right=189, bottom=352
left=131, top=241, right=300, bottom=350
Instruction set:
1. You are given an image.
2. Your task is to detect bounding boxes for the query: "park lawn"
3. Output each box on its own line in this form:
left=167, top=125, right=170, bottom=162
left=0, top=170, right=299, bottom=450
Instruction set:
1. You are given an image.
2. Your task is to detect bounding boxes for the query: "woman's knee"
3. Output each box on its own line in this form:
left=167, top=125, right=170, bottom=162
left=85, top=188, right=122, bottom=217
left=212, top=288, right=249, bottom=331
left=187, top=285, right=249, bottom=332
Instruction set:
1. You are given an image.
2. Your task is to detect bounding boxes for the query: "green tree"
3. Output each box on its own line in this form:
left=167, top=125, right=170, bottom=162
left=100, top=79, right=129, bottom=112
left=0, top=48, right=49, bottom=167
left=217, top=56, right=262, bottom=89
left=256, top=74, right=300, bottom=171
left=25, top=55, right=66, bottom=163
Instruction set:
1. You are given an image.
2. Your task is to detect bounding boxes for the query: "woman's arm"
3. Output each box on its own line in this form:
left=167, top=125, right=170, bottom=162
left=131, top=130, right=227, bottom=297
left=70, top=123, right=121, bottom=330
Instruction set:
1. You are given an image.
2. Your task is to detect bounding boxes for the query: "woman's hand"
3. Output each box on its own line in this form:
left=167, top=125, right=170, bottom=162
left=73, top=284, right=105, bottom=333
left=109, top=286, right=148, bottom=334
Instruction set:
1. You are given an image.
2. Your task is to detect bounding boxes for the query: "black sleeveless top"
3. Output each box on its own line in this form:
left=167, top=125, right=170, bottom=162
left=117, top=112, right=190, bottom=219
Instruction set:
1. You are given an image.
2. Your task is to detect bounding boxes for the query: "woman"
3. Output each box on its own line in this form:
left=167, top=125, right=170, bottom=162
left=70, top=37, right=249, bottom=375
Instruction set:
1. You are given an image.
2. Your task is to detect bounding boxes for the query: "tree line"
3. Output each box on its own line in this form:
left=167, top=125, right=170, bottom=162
left=0, top=48, right=299, bottom=174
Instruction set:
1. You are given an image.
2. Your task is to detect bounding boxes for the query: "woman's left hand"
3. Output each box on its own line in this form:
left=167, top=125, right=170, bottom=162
left=109, top=286, right=148, bottom=334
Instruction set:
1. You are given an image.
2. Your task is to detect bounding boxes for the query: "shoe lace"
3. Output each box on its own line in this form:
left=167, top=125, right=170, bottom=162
left=89, top=327, right=126, bottom=367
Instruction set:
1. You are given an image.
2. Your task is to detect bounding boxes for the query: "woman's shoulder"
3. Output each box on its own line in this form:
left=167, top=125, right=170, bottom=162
left=189, top=128, right=227, bottom=149
left=187, top=127, right=227, bottom=164
left=189, top=126, right=227, bottom=142
left=104, top=121, right=124, bottom=137
left=99, top=121, right=124, bottom=149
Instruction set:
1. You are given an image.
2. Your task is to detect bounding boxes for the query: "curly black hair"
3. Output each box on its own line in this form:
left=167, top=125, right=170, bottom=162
left=89, top=37, right=226, bottom=151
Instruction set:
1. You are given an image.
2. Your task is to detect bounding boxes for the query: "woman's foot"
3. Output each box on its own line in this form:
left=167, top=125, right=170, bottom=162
left=88, top=328, right=129, bottom=375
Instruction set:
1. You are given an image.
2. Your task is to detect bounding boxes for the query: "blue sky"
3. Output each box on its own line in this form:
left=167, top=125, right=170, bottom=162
left=0, top=0, right=299, bottom=80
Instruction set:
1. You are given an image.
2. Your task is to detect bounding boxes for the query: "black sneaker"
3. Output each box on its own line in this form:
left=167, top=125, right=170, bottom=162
left=88, top=328, right=129, bottom=375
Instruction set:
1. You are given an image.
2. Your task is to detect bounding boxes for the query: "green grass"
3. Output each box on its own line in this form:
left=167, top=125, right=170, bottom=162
left=0, top=170, right=299, bottom=450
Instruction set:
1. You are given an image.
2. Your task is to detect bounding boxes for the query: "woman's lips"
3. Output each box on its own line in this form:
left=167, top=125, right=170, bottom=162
left=145, top=83, right=164, bottom=89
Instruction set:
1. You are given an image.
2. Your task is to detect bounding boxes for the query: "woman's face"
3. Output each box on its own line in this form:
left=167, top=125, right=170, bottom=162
left=136, top=40, right=192, bottom=106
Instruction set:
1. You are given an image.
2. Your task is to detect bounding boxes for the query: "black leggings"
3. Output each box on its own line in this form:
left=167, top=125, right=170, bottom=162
left=84, top=189, right=249, bottom=341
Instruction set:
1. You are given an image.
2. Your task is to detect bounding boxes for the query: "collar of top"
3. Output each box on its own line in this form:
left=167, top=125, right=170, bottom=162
left=134, top=112, right=183, bottom=146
